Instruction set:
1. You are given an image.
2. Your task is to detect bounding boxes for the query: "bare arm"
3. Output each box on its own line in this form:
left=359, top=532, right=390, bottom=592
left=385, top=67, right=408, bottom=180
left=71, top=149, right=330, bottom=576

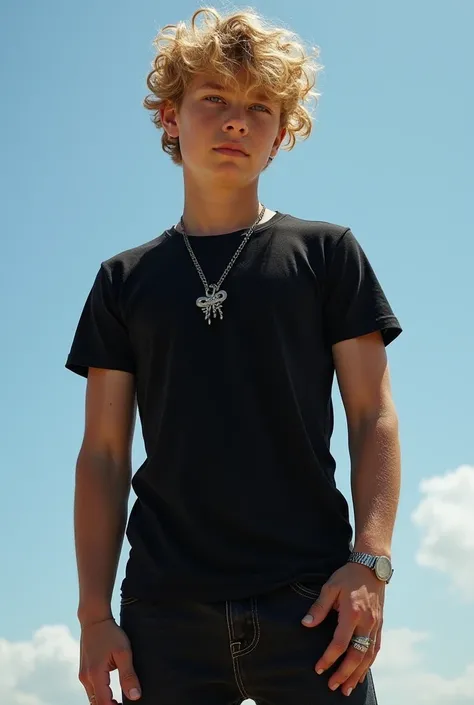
left=333, top=331, right=401, bottom=556
left=75, top=368, right=137, bottom=628
left=305, top=331, right=401, bottom=695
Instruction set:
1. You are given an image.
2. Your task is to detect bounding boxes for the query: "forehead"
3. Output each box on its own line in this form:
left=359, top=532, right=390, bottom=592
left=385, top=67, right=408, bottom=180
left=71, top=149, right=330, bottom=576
left=189, top=71, right=277, bottom=102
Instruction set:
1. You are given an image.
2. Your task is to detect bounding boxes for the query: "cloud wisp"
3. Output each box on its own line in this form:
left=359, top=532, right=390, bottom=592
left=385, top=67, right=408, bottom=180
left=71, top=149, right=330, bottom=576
left=412, top=464, right=474, bottom=601
left=0, top=625, right=120, bottom=705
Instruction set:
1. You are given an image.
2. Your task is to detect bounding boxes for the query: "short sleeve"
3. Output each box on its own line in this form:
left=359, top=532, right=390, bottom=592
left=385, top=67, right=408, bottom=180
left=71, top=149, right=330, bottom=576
left=65, top=264, right=135, bottom=378
left=323, top=228, right=402, bottom=347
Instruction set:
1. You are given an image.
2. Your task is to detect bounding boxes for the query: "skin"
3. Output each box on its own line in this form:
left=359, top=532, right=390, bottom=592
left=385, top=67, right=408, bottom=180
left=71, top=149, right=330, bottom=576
left=160, top=70, right=287, bottom=236
left=302, top=331, right=401, bottom=696
left=75, top=70, right=401, bottom=704
left=76, top=369, right=140, bottom=705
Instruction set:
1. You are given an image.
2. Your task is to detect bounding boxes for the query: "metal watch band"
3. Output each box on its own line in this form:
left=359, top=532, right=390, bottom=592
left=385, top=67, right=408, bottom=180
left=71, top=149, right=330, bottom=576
left=348, top=551, right=378, bottom=570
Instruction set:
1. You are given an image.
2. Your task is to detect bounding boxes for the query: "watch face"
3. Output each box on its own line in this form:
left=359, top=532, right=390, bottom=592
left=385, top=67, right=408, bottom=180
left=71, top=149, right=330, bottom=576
left=375, top=556, right=392, bottom=581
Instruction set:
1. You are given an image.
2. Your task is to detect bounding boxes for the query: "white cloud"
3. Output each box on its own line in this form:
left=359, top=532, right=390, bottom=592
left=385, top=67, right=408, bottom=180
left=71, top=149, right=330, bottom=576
left=0, top=626, right=120, bottom=705
left=373, top=628, right=474, bottom=705
left=411, top=464, right=474, bottom=600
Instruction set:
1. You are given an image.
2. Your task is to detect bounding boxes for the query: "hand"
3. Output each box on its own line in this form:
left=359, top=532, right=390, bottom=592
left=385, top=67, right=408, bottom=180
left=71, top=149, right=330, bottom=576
left=301, top=563, right=384, bottom=697
left=79, top=617, right=141, bottom=705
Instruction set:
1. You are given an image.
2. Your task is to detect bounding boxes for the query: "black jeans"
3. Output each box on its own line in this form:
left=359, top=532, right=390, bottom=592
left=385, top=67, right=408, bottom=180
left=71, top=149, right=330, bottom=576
left=120, top=581, right=378, bottom=705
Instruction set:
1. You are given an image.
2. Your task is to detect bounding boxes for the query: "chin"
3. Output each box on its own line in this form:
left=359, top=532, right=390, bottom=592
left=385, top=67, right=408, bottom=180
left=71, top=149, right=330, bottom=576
left=216, top=167, right=259, bottom=185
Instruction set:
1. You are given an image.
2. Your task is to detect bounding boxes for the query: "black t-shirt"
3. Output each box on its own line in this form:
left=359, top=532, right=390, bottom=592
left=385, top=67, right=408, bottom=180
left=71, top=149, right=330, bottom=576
left=66, top=213, right=402, bottom=602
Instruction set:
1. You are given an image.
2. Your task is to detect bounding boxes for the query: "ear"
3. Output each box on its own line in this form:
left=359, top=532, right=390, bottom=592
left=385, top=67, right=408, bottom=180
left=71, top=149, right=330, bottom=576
left=160, top=102, right=180, bottom=139
left=270, top=126, right=287, bottom=159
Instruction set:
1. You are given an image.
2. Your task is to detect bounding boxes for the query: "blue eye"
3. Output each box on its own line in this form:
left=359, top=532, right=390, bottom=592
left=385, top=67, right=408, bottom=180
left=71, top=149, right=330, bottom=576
left=205, top=96, right=225, bottom=103
left=251, top=104, right=270, bottom=113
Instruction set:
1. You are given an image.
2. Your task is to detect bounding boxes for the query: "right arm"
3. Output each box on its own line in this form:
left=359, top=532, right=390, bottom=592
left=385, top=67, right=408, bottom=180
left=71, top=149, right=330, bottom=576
left=75, top=367, right=137, bottom=628
left=75, top=368, right=142, bottom=704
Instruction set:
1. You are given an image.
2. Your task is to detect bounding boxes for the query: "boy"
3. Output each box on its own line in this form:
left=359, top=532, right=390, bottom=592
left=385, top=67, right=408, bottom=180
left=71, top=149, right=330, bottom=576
left=67, top=8, right=402, bottom=705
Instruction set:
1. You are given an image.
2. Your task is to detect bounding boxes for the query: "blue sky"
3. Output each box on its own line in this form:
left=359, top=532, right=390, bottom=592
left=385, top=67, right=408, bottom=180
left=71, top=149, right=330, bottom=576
left=1, top=1, right=473, bottom=704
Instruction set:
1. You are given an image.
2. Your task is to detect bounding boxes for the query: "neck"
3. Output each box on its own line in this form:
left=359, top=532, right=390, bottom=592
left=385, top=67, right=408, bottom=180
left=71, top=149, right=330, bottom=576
left=179, top=171, right=265, bottom=236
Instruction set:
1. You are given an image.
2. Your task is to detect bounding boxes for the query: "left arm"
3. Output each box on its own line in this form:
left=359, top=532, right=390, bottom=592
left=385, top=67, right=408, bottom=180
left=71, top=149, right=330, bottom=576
left=337, top=331, right=401, bottom=557
left=302, top=331, right=401, bottom=696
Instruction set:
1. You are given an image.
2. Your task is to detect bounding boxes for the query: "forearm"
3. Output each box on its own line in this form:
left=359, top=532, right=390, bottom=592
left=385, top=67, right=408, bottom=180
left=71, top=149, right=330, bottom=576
left=74, top=449, right=131, bottom=627
left=349, top=408, right=401, bottom=557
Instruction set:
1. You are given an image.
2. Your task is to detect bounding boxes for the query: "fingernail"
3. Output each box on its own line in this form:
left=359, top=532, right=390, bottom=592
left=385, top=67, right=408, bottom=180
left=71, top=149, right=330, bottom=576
left=129, top=688, right=141, bottom=700
left=302, top=614, right=313, bottom=624
left=316, top=669, right=324, bottom=675
left=330, top=683, right=340, bottom=691
left=346, top=687, right=353, bottom=696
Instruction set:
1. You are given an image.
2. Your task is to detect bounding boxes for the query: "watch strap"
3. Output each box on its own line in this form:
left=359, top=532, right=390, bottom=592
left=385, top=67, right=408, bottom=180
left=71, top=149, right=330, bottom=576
left=348, top=551, right=378, bottom=570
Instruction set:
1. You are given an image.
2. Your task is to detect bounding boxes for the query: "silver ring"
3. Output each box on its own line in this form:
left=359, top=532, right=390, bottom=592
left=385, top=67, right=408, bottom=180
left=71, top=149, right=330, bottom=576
left=351, top=641, right=368, bottom=653
left=350, top=635, right=372, bottom=652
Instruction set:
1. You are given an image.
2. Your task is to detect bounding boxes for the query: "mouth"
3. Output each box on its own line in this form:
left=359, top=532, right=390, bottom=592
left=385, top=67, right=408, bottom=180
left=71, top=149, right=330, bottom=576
left=213, top=143, right=249, bottom=157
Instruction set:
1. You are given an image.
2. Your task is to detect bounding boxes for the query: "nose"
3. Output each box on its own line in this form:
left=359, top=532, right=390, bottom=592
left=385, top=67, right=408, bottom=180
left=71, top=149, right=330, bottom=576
left=222, top=115, right=249, bottom=136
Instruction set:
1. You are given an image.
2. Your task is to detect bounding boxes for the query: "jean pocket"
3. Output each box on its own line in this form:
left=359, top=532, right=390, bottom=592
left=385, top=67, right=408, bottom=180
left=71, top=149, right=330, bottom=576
left=289, top=581, right=323, bottom=600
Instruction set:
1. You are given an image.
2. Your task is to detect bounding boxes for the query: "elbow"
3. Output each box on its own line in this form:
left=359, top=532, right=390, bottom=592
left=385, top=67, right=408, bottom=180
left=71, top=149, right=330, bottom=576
left=349, top=401, right=399, bottom=437
left=75, top=446, right=132, bottom=491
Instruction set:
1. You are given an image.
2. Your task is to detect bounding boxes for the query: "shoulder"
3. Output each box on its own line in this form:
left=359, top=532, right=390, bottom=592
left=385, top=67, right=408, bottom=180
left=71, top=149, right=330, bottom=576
left=276, top=214, right=350, bottom=246
left=274, top=214, right=353, bottom=266
left=99, top=230, right=173, bottom=287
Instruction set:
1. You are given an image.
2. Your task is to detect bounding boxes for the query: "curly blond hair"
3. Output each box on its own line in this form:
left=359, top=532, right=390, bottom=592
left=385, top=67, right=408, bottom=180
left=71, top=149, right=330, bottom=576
left=143, top=7, right=323, bottom=165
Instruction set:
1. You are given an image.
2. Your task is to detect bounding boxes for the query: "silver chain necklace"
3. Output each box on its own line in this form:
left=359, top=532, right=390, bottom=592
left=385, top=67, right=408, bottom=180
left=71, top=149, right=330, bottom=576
left=180, top=205, right=266, bottom=325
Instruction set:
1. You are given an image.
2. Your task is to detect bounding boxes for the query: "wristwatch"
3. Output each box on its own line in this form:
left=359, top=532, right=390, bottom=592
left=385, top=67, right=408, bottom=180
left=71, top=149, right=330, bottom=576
left=347, top=552, right=393, bottom=583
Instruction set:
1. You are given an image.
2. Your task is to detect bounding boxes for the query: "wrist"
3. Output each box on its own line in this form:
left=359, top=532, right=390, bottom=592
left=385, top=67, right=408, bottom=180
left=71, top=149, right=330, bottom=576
left=77, top=600, right=113, bottom=628
left=353, top=538, right=392, bottom=559
left=80, top=615, right=115, bottom=630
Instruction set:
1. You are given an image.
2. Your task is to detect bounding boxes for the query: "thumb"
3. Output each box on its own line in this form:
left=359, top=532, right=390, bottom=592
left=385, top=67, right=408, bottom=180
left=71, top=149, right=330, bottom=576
left=115, top=649, right=142, bottom=701
left=301, top=583, right=338, bottom=627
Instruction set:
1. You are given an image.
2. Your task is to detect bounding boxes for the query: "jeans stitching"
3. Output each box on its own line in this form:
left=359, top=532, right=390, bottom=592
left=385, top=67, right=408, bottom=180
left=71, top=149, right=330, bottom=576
left=225, top=601, right=250, bottom=700
left=225, top=600, right=236, bottom=641
left=233, top=657, right=250, bottom=700
left=290, top=582, right=322, bottom=599
left=120, top=596, right=139, bottom=606
left=235, top=597, right=260, bottom=657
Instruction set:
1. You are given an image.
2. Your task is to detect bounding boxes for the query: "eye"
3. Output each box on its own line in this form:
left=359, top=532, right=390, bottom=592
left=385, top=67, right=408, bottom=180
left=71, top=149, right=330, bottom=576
left=250, top=104, right=271, bottom=113
left=204, top=95, right=225, bottom=104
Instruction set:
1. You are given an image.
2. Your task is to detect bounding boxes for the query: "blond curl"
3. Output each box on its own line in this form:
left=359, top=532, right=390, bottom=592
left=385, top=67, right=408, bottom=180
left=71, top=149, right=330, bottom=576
left=144, top=7, right=323, bottom=164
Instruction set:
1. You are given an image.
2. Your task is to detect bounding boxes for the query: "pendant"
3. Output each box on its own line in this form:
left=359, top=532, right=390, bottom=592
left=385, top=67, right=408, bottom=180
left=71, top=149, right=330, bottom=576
left=196, top=285, right=228, bottom=325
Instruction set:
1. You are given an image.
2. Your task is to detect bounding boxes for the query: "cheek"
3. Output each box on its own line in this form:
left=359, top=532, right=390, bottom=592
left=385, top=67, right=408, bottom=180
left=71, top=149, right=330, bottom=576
left=253, top=122, right=281, bottom=156
left=252, top=115, right=280, bottom=139
left=180, top=109, right=213, bottom=141
left=178, top=117, right=208, bottom=154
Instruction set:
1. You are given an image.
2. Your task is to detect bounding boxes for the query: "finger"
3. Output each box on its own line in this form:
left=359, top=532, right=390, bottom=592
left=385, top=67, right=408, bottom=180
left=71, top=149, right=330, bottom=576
left=115, top=648, right=142, bottom=701
left=78, top=669, right=98, bottom=705
left=340, top=630, right=378, bottom=695
left=336, top=649, right=374, bottom=697
left=326, top=641, right=369, bottom=692
left=302, top=583, right=338, bottom=628
left=314, top=609, right=358, bottom=674
left=328, top=623, right=378, bottom=693
left=87, top=689, right=119, bottom=705
left=83, top=686, right=96, bottom=705
left=89, top=667, right=115, bottom=705
left=359, top=623, right=383, bottom=684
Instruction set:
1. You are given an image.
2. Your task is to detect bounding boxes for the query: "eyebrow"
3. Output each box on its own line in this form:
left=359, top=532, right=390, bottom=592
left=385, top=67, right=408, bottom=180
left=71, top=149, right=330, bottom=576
left=196, top=81, right=273, bottom=102
left=198, top=81, right=227, bottom=92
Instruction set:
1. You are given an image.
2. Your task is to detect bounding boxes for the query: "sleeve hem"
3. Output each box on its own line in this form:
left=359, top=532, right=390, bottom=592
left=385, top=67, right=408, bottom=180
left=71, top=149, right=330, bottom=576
left=65, top=357, right=136, bottom=379
left=330, top=315, right=402, bottom=347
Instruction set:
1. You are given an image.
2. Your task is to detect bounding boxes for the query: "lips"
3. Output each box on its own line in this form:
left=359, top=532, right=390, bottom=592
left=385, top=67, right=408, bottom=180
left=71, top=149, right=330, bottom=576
left=213, top=143, right=249, bottom=156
